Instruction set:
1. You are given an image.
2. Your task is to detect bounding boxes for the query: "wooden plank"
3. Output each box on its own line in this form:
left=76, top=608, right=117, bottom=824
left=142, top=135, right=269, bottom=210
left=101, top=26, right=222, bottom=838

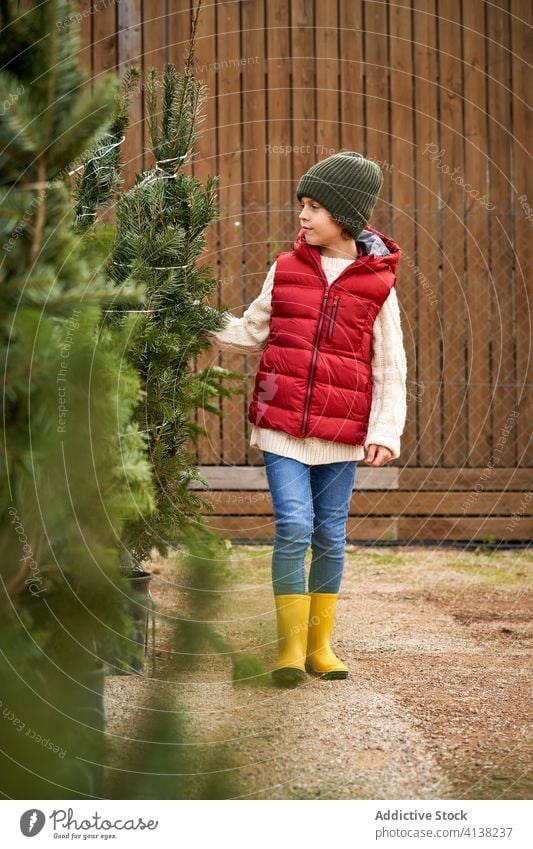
left=141, top=0, right=168, bottom=184
left=75, top=0, right=93, bottom=77
left=142, top=0, right=167, bottom=76
left=89, top=0, right=116, bottom=212
left=486, top=2, right=515, bottom=466
left=187, top=2, right=223, bottom=465
left=389, top=1, right=417, bottom=463
left=363, top=0, right=391, bottom=234
left=462, top=0, right=491, bottom=465
left=241, top=0, right=268, bottom=465
left=290, top=0, right=316, bottom=189
left=118, top=0, right=143, bottom=186
left=511, top=0, right=533, bottom=465
left=199, top=490, right=533, bottom=517
left=412, top=1, right=440, bottom=466
left=92, top=0, right=117, bottom=78
left=202, top=516, right=533, bottom=541
left=397, top=517, right=533, bottom=542
left=190, top=465, right=399, bottom=489
left=438, top=1, right=468, bottom=466
left=190, top=466, right=531, bottom=491
left=168, top=0, right=189, bottom=71
left=398, top=467, right=533, bottom=490
left=338, top=1, right=364, bottom=152
left=265, top=1, right=293, bottom=250
left=203, top=516, right=399, bottom=540
left=314, top=0, right=340, bottom=158
left=210, top=0, right=248, bottom=467
left=166, top=11, right=192, bottom=174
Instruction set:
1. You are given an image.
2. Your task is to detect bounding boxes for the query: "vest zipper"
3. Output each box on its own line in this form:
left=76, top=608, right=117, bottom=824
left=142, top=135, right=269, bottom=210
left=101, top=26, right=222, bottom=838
left=301, top=291, right=328, bottom=435
left=326, top=295, right=340, bottom=340
left=299, top=247, right=360, bottom=436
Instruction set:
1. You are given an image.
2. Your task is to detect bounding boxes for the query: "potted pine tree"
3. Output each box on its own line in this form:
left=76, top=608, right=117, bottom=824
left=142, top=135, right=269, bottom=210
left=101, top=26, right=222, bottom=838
left=73, top=1, right=246, bottom=675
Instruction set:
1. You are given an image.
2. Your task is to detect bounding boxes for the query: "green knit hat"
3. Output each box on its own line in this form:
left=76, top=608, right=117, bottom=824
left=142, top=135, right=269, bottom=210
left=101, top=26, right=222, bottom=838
left=296, top=151, right=384, bottom=239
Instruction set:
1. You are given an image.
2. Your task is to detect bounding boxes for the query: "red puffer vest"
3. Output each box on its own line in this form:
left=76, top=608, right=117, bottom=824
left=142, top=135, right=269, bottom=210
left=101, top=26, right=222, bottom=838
left=248, top=225, right=401, bottom=445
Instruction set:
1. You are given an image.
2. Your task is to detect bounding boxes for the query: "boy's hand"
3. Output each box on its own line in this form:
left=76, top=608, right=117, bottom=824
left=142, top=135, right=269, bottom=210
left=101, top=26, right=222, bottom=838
left=364, top=444, right=393, bottom=466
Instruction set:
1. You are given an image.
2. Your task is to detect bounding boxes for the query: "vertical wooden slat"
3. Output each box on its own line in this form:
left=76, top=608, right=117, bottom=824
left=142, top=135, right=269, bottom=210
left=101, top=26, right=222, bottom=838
left=291, top=1, right=316, bottom=185
left=438, top=1, right=468, bottom=466
left=76, top=0, right=93, bottom=77
left=169, top=5, right=220, bottom=467
left=338, top=1, right=364, bottom=152
left=364, top=0, right=391, bottom=235
left=486, top=1, right=515, bottom=466
left=167, top=0, right=189, bottom=71
left=264, top=0, right=294, bottom=471
left=510, top=0, right=533, bottom=466
left=315, top=0, right=340, bottom=159
left=389, top=0, right=417, bottom=465
left=142, top=0, right=168, bottom=75
left=463, top=0, right=490, bottom=466
left=187, top=3, right=223, bottom=465
left=265, top=0, right=293, bottom=254
left=118, top=0, right=143, bottom=186
left=413, top=0, right=441, bottom=467
left=92, top=0, right=117, bottom=78
left=90, top=0, right=117, bottom=221
left=142, top=0, right=168, bottom=175
left=169, top=4, right=202, bottom=465
left=211, top=0, right=246, bottom=467
left=241, top=0, right=268, bottom=465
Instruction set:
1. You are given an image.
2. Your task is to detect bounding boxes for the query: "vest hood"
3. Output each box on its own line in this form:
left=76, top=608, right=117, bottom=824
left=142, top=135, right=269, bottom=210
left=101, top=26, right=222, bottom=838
left=292, top=225, right=401, bottom=274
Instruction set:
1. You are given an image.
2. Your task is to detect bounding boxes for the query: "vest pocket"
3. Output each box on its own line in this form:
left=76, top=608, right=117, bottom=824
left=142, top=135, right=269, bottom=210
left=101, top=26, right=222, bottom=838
left=326, top=296, right=340, bottom=341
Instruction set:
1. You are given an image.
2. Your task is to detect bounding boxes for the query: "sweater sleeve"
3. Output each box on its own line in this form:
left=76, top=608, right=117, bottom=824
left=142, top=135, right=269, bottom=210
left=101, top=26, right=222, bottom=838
left=207, top=262, right=275, bottom=353
left=364, top=287, right=407, bottom=460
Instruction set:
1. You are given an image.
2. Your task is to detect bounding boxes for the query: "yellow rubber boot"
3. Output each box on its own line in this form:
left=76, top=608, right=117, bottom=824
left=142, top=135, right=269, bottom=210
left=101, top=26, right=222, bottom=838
left=271, top=594, right=311, bottom=687
left=305, top=592, right=349, bottom=679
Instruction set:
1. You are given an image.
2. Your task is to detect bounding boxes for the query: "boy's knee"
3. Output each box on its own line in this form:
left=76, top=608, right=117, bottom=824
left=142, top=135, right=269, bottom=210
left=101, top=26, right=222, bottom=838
left=312, top=526, right=345, bottom=551
left=276, top=517, right=312, bottom=544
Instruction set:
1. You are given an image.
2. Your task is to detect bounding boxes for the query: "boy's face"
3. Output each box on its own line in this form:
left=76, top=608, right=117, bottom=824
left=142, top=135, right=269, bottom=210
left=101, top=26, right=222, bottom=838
left=298, top=196, right=346, bottom=248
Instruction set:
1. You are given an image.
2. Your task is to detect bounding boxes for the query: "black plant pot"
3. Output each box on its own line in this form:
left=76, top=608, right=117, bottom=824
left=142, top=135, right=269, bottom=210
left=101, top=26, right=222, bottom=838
left=126, top=570, right=155, bottom=673
left=105, top=568, right=156, bottom=675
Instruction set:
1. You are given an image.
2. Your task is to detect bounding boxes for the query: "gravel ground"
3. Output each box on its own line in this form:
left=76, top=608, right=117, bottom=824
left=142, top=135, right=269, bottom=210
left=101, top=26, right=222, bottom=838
left=104, top=545, right=532, bottom=800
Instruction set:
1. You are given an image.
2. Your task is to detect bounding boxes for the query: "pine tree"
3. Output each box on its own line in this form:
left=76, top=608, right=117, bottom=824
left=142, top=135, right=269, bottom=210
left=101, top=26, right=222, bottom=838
left=0, top=0, right=155, bottom=797
left=71, top=0, right=266, bottom=688
left=68, top=0, right=250, bottom=620
left=72, top=66, right=140, bottom=227
left=75, top=3, right=244, bottom=565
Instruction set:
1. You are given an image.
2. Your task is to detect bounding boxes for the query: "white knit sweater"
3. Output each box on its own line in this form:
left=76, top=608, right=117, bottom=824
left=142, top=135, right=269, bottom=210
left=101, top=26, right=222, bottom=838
left=208, top=253, right=407, bottom=464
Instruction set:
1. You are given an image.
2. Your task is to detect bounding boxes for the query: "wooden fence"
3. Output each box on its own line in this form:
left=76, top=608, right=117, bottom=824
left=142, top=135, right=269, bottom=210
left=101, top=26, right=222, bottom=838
left=76, top=0, right=532, bottom=542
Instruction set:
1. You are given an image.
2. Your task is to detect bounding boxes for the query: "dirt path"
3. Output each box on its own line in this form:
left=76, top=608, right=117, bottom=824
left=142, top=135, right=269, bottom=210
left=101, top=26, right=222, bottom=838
left=105, top=545, right=532, bottom=800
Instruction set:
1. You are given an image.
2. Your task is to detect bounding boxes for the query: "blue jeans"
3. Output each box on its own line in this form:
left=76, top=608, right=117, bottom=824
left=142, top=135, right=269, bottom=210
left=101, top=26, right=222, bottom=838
left=262, top=451, right=358, bottom=596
